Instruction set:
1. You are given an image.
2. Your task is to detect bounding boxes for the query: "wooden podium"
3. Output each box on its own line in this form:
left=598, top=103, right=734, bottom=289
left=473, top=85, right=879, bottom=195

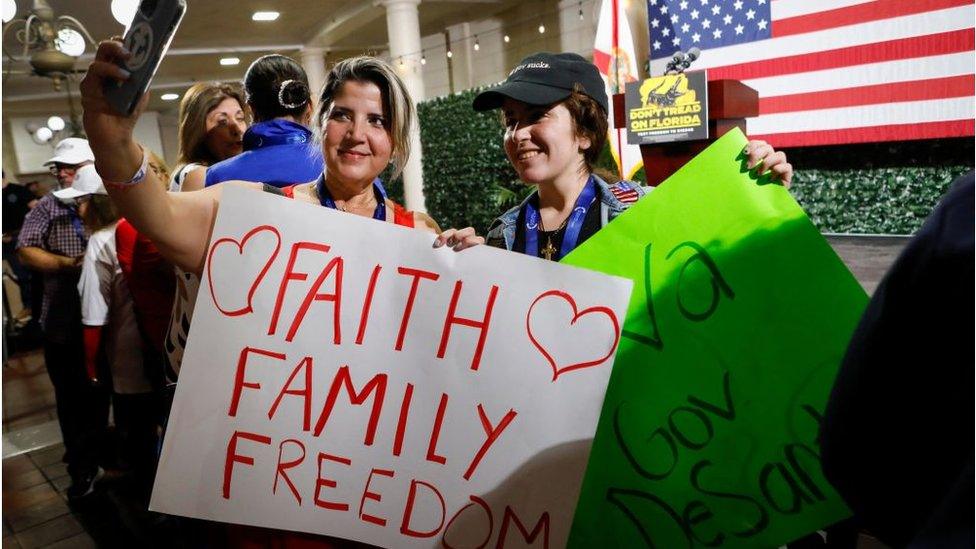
left=612, top=79, right=759, bottom=186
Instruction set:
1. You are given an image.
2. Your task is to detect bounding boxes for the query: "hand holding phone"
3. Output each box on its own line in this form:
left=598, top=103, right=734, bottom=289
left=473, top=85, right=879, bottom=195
left=103, top=0, right=187, bottom=115
left=80, top=40, right=151, bottom=182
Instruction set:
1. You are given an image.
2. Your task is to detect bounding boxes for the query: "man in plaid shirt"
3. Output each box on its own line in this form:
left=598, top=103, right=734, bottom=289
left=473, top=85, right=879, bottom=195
left=17, top=138, right=109, bottom=500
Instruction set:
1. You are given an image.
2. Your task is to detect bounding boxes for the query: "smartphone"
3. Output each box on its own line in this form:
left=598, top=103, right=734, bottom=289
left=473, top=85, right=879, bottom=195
left=104, top=0, right=187, bottom=116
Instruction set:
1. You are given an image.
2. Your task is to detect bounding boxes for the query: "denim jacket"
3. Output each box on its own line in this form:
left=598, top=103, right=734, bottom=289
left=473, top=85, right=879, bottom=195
left=485, top=174, right=650, bottom=250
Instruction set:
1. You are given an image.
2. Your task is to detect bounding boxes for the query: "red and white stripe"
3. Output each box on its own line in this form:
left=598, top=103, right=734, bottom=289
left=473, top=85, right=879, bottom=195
left=650, top=0, right=975, bottom=147
left=610, top=185, right=641, bottom=203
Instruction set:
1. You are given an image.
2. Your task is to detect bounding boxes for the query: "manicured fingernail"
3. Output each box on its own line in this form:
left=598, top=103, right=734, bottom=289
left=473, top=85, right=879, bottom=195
left=118, top=68, right=131, bottom=79
left=433, top=239, right=443, bottom=248
left=447, top=237, right=457, bottom=246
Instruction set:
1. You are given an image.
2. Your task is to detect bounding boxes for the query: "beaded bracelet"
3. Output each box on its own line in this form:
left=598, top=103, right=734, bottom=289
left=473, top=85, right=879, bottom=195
left=103, top=146, right=149, bottom=188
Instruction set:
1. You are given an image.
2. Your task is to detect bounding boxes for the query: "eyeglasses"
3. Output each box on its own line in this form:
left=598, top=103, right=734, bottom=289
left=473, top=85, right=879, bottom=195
left=48, top=164, right=80, bottom=176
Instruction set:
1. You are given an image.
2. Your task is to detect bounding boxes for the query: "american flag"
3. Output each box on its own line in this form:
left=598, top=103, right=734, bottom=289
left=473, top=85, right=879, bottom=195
left=648, top=0, right=975, bottom=147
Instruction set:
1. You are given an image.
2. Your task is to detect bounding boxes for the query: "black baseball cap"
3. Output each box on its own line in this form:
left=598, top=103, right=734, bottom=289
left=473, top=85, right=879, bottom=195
left=472, top=52, right=609, bottom=114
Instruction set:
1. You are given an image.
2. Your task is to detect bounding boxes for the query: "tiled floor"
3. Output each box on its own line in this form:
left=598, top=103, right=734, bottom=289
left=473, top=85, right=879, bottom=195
left=2, top=350, right=97, bottom=548
left=1, top=235, right=908, bottom=548
left=2, top=346, right=170, bottom=547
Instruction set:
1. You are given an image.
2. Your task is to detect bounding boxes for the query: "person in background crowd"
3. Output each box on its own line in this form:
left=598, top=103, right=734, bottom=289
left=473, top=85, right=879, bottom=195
left=821, top=172, right=974, bottom=548
left=204, top=54, right=324, bottom=188
left=146, top=149, right=171, bottom=185
left=169, top=81, right=248, bottom=192
left=16, top=137, right=110, bottom=500
left=25, top=179, right=49, bottom=198
left=115, top=150, right=176, bottom=389
left=163, top=82, right=248, bottom=379
left=437, top=52, right=791, bottom=256
left=3, top=169, right=38, bottom=320
left=68, top=165, right=159, bottom=503
left=23, top=179, right=49, bottom=332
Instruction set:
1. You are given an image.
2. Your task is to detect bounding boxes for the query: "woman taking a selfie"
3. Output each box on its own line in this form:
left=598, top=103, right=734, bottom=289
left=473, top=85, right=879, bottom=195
left=80, top=41, right=472, bottom=314
left=82, top=40, right=482, bottom=548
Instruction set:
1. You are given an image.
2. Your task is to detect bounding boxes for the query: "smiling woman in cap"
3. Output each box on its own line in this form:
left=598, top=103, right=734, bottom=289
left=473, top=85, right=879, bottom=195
left=449, top=52, right=793, bottom=261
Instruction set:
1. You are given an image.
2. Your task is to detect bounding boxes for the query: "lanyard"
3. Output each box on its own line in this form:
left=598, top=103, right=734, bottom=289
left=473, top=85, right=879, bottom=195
left=316, top=174, right=387, bottom=221
left=70, top=211, right=87, bottom=245
left=523, top=176, right=597, bottom=261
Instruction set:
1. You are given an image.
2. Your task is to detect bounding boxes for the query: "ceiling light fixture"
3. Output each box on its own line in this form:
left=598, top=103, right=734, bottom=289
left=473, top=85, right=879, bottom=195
left=2, top=0, right=98, bottom=89
left=251, top=11, right=279, bottom=21
left=34, top=126, right=53, bottom=144
left=538, top=23, right=546, bottom=34
left=503, top=34, right=510, bottom=43
left=2, top=0, right=16, bottom=23
left=420, top=53, right=426, bottom=65
left=46, top=115, right=65, bottom=131
left=110, top=0, right=138, bottom=27
left=473, top=35, right=480, bottom=51
left=55, top=28, right=85, bottom=57
left=446, top=49, right=452, bottom=59
left=161, top=93, right=179, bottom=101
left=220, top=57, right=240, bottom=66
left=29, top=113, right=74, bottom=145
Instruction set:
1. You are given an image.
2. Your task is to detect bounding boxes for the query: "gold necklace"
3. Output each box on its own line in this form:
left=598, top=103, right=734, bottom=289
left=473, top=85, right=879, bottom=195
left=539, top=215, right=570, bottom=261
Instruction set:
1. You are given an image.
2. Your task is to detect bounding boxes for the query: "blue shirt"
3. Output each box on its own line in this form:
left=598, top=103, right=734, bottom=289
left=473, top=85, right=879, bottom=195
left=204, top=119, right=324, bottom=188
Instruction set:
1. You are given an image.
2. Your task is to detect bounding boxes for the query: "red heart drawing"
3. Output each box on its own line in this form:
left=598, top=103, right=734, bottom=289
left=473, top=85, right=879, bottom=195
left=526, top=290, right=621, bottom=382
left=206, top=225, right=282, bottom=317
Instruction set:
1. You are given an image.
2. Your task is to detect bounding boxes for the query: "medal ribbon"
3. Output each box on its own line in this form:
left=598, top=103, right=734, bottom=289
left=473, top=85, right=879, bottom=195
left=523, top=175, right=597, bottom=260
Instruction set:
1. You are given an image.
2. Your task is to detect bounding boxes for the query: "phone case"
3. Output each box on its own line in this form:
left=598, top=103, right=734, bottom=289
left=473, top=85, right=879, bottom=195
left=104, top=0, right=187, bottom=116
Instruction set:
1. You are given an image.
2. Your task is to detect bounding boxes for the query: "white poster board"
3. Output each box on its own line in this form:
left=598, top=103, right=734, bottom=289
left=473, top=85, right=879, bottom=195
left=151, top=187, right=633, bottom=548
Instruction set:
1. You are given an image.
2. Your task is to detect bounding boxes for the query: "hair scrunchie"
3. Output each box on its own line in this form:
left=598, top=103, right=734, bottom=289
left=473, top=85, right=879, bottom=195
left=278, top=79, right=307, bottom=109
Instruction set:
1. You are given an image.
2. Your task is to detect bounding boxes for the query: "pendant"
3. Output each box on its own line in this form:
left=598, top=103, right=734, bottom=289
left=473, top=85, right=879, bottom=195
left=541, top=238, right=557, bottom=261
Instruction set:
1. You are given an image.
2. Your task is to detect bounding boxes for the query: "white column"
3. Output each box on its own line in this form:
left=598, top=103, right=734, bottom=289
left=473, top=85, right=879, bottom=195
left=381, top=0, right=427, bottom=213
left=300, top=47, right=327, bottom=102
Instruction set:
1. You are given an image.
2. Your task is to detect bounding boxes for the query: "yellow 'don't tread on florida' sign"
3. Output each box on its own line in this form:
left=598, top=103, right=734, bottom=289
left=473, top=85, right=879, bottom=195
left=626, top=71, right=709, bottom=144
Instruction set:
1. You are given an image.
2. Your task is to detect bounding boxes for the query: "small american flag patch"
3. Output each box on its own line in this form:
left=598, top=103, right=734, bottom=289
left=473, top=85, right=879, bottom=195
left=610, top=183, right=640, bottom=204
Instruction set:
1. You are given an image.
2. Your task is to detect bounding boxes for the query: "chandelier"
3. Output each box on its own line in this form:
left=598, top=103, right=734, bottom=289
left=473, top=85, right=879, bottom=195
left=2, top=0, right=97, bottom=90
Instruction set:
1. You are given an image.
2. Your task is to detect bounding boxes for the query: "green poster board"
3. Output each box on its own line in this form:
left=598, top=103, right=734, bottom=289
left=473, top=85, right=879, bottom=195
left=564, top=129, right=866, bottom=548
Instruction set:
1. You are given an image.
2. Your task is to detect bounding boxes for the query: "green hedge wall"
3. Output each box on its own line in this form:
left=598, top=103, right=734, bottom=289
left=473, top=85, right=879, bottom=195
left=415, top=88, right=516, bottom=231
left=786, top=138, right=972, bottom=234
left=405, top=89, right=973, bottom=235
